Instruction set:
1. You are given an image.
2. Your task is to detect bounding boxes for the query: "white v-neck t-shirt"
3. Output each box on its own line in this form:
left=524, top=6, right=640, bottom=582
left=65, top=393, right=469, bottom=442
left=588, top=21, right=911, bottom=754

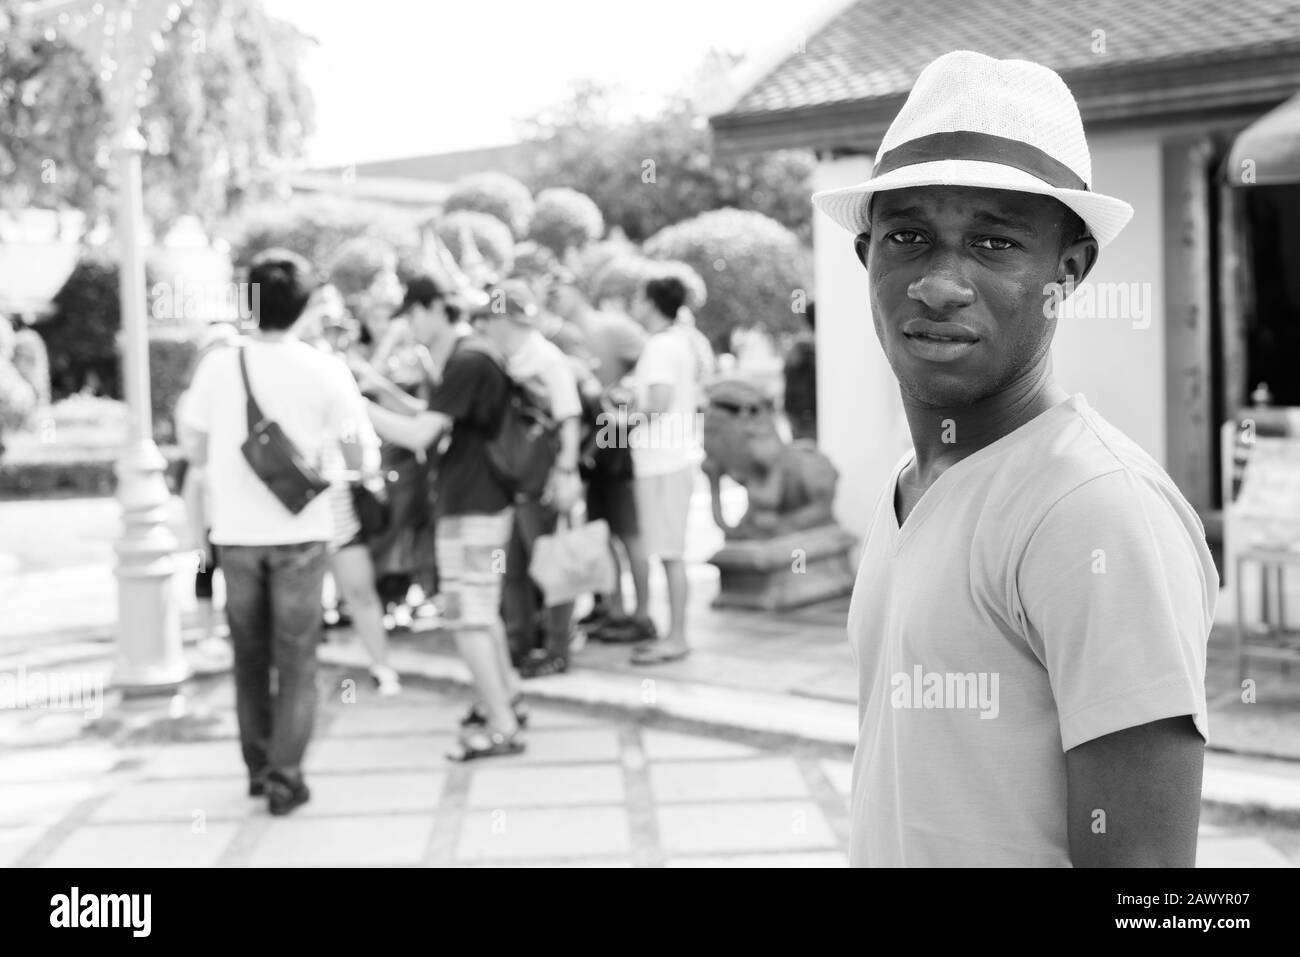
left=846, top=394, right=1218, bottom=867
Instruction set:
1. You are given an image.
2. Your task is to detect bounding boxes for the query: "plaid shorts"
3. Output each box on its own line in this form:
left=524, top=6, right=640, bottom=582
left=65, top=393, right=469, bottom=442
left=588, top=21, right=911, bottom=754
left=434, top=508, right=513, bottom=628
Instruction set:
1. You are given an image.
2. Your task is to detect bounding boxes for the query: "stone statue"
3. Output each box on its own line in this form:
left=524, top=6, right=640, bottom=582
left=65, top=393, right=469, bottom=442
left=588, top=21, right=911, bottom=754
left=701, top=377, right=839, bottom=540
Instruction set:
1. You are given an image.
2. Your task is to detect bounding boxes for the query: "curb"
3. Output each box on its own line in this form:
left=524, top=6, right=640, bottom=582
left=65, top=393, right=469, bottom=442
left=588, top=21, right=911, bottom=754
left=317, top=641, right=859, bottom=752
left=9, top=634, right=1300, bottom=823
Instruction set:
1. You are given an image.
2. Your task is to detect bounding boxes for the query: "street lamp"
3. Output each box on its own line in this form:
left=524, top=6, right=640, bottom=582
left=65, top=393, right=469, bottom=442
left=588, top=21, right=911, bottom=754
left=20, top=0, right=194, bottom=695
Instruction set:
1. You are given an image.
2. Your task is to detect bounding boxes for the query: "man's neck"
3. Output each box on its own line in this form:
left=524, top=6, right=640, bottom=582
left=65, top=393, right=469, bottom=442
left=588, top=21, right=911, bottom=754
left=252, top=329, right=290, bottom=342
left=902, top=358, right=1068, bottom=484
left=645, top=314, right=671, bottom=335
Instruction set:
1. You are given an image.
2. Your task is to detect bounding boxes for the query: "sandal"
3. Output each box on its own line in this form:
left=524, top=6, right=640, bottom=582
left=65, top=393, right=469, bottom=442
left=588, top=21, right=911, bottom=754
left=448, top=727, right=526, bottom=762
left=519, top=650, right=569, bottom=679
left=460, top=695, right=530, bottom=729
left=590, top=616, right=657, bottom=645
left=630, top=641, right=690, bottom=666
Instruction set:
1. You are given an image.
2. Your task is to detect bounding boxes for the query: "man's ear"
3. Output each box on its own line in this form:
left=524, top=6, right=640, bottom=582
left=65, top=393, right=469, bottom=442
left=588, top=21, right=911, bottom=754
left=1059, top=235, right=1099, bottom=288
left=854, top=232, right=871, bottom=268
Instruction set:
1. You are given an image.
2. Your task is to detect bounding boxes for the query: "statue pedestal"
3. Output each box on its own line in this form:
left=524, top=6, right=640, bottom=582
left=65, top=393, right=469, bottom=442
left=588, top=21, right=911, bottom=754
left=708, top=524, right=858, bottom=613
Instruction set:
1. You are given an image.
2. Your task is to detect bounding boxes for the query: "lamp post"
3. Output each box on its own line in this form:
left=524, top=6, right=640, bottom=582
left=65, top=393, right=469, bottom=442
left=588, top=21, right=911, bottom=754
left=22, top=0, right=194, bottom=695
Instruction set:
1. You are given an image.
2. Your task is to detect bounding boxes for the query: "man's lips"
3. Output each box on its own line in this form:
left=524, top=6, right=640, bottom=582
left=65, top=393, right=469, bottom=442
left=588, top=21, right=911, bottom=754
left=900, top=318, right=980, bottom=342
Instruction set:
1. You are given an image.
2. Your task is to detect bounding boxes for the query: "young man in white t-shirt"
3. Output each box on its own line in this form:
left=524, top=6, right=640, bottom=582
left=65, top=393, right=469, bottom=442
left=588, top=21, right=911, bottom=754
left=811, top=52, right=1218, bottom=866
left=179, top=249, right=365, bottom=816
left=626, top=276, right=703, bottom=665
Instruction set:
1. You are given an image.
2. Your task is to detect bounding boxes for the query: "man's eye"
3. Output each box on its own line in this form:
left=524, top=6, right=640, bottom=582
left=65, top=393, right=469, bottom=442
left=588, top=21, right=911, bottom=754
left=973, top=237, right=1017, bottom=251
left=888, top=230, right=925, bottom=245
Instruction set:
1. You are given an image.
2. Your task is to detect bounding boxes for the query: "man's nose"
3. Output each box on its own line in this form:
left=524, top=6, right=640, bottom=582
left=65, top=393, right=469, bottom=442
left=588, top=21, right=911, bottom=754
left=907, top=250, right=976, bottom=311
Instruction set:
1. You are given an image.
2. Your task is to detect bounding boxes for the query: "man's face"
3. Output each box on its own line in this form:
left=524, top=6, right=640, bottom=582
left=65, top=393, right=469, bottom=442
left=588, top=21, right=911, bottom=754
left=408, top=300, right=447, bottom=346
left=352, top=262, right=403, bottom=328
left=471, top=311, right=502, bottom=347
left=863, top=185, right=1095, bottom=407
left=629, top=289, right=653, bottom=328
left=547, top=282, right=583, bottom=321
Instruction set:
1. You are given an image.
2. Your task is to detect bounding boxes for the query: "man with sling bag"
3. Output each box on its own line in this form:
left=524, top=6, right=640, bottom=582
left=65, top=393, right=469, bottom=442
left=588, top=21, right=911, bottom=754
left=180, top=249, right=367, bottom=815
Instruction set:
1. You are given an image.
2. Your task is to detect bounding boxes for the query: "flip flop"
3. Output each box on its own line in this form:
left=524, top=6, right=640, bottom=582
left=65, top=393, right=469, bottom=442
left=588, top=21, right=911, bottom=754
left=630, top=642, right=690, bottom=666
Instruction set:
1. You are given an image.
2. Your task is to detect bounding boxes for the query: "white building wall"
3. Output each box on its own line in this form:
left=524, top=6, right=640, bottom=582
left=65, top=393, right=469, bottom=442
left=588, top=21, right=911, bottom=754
left=1050, top=131, right=1167, bottom=466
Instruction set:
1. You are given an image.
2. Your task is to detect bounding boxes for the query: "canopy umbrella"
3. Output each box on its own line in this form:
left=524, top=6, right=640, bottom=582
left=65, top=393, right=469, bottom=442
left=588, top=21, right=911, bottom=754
left=1229, top=90, right=1300, bottom=186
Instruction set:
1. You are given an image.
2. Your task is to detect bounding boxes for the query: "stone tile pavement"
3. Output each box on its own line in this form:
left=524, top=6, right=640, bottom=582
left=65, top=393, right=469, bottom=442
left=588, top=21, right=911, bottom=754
left=1, top=667, right=1296, bottom=868
left=1, top=672, right=856, bottom=868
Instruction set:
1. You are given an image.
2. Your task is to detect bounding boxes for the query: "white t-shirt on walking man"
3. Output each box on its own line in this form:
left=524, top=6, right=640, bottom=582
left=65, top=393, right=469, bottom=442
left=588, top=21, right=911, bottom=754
left=180, top=338, right=365, bottom=546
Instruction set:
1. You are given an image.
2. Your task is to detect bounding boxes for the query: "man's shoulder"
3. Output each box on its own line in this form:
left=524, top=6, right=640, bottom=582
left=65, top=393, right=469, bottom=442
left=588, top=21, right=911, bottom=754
left=997, top=397, right=1195, bottom=532
left=446, top=337, right=507, bottom=380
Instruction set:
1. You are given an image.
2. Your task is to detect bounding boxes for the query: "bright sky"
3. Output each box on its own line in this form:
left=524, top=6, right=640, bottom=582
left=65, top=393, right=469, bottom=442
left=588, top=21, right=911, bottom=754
left=264, top=0, right=843, bottom=168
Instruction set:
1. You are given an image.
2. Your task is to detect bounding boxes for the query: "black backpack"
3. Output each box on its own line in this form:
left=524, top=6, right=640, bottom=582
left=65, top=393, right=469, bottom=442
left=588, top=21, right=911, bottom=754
left=454, top=337, right=560, bottom=499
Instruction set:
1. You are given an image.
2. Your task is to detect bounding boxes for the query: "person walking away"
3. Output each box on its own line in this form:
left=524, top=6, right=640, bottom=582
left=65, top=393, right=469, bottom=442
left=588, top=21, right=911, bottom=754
left=626, top=275, right=702, bottom=665
left=178, top=249, right=368, bottom=813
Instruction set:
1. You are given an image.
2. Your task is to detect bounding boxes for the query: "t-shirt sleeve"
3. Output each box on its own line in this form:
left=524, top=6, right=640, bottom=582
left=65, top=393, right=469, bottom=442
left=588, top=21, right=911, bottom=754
left=635, top=335, right=674, bottom=387
left=544, top=356, right=582, bottom=421
left=1014, top=468, right=1216, bottom=752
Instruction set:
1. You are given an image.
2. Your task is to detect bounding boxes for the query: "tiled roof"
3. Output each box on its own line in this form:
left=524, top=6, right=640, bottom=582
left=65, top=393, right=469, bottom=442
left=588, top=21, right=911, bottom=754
left=723, top=0, right=1300, bottom=117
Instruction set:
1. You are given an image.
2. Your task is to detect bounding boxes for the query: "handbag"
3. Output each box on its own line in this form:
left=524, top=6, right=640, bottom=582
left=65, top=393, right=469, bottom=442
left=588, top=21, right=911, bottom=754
left=238, top=346, right=330, bottom=514
left=350, top=477, right=391, bottom=537
left=529, top=514, right=617, bottom=608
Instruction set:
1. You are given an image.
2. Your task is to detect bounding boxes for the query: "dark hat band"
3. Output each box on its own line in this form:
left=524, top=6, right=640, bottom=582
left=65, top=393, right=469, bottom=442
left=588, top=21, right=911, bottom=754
left=873, top=131, right=1089, bottom=192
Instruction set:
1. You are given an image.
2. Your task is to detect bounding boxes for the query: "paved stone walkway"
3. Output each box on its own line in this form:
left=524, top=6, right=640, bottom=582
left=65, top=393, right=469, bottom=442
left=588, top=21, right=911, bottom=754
left=1, top=666, right=1296, bottom=868
left=2, top=671, right=854, bottom=868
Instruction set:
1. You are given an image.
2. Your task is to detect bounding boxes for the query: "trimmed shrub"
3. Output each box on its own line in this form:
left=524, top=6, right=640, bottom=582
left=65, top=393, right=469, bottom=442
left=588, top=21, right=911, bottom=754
left=443, top=172, right=535, bottom=240
left=432, top=210, right=516, bottom=280
left=572, top=237, right=637, bottom=302
left=227, top=195, right=422, bottom=280
left=528, top=187, right=604, bottom=257
left=326, top=235, right=400, bottom=297
left=644, top=208, right=809, bottom=352
left=587, top=254, right=707, bottom=316
left=39, top=252, right=165, bottom=400
left=149, top=332, right=199, bottom=445
left=589, top=255, right=651, bottom=310
left=0, top=445, right=185, bottom=499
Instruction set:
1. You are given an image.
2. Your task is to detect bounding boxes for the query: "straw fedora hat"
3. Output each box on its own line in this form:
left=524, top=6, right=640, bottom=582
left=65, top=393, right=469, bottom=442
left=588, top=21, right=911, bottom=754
left=811, top=50, right=1134, bottom=248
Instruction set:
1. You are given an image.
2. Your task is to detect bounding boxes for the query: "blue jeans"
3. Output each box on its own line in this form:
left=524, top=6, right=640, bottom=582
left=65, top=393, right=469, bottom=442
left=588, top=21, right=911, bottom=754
left=220, top=541, right=327, bottom=785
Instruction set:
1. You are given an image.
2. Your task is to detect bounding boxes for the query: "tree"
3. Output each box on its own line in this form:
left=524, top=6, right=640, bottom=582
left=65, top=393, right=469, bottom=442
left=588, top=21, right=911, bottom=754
left=644, top=208, right=809, bottom=352
left=516, top=80, right=815, bottom=244
left=0, top=0, right=315, bottom=237
left=227, top=195, right=422, bottom=279
left=528, top=187, right=604, bottom=257
left=39, top=251, right=159, bottom=399
left=442, top=172, right=535, bottom=241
